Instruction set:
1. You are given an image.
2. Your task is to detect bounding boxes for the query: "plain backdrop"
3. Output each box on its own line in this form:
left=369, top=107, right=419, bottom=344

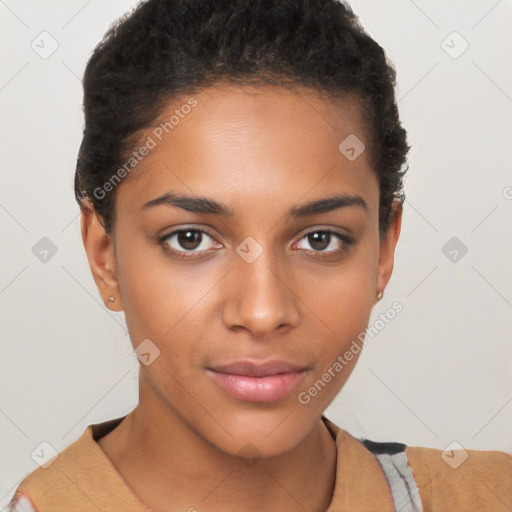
left=1, top=0, right=511, bottom=504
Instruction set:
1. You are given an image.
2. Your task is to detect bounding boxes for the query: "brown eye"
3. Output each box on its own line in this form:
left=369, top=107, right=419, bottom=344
left=295, top=229, right=353, bottom=255
left=159, top=227, right=219, bottom=256
left=176, top=230, right=202, bottom=250
left=307, top=231, right=330, bottom=251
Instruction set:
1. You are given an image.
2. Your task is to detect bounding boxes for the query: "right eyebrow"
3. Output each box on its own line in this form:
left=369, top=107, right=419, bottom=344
left=141, top=192, right=234, bottom=216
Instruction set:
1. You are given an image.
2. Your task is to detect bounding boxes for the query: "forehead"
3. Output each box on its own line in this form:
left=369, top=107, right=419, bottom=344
left=115, top=83, right=377, bottom=221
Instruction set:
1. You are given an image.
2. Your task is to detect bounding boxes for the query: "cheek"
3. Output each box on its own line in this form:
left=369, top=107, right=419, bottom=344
left=295, top=291, right=372, bottom=416
left=115, top=236, right=219, bottom=367
left=304, top=243, right=378, bottom=341
left=307, top=286, right=371, bottom=370
left=295, top=241, right=378, bottom=401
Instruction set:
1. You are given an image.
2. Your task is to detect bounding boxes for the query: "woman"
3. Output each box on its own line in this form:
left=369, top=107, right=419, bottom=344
left=7, top=0, right=511, bottom=511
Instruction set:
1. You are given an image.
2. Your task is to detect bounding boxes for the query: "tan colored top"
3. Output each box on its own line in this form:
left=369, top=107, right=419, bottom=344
left=7, top=415, right=512, bottom=511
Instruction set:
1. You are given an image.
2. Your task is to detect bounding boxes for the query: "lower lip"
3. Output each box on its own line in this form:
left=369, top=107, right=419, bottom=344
left=207, top=369, right=307, bottom=402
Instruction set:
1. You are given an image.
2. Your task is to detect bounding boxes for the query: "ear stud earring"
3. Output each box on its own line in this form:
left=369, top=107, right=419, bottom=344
left=376, top=290, right=383, bottom=302
left=107, top=296, right=115, bottom=302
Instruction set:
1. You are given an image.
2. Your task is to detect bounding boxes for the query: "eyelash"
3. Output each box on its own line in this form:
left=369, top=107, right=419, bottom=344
left=158, top=226, right=354, bottom=260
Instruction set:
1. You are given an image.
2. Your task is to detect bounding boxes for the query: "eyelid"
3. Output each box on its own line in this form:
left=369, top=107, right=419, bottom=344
left=295, top=224, right=353, bottom=239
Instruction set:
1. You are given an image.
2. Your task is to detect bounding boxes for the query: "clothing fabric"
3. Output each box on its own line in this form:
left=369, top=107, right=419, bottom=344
left=5, top=414, right=512, bottom=512
left=362, top=440, right=423, bottom=511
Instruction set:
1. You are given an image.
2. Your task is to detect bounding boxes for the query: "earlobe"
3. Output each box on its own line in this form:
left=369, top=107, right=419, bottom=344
left=80, top=200, right=123, bottom=312
left=375, top=200, right=403, bottom=299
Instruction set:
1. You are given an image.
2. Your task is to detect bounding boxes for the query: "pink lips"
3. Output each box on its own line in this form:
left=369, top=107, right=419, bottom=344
left=207, top=360, right=307, bottom=402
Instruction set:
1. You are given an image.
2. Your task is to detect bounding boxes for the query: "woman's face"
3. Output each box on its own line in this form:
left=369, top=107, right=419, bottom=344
left=82, top=84, right=401, bottom=457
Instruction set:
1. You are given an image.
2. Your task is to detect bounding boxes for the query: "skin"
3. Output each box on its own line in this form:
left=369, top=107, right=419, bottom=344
left=81, top=83, right=402, bottom=512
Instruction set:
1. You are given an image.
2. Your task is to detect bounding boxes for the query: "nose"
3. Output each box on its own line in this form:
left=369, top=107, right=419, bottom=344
left=221, top=245, right=300, bottom=339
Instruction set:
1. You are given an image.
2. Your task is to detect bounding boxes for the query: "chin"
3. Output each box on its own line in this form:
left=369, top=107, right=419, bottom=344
left=201, top=407, right=315, bottom=460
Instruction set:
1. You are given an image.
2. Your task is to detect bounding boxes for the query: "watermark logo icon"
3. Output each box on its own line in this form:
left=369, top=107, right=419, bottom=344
left=441, top=441, right=468, bottom=469
left=134, top=338, right=161, bottom=366
left=442, top=236, right=468, bottom=263
left=31, top=31, right=59, bottom=59
left=32, top=237, right=58, bottom=263
left=31, top=441, right=58, bottom=469
left=237, top=442, right=262, bottom=468
left=236, top=236, right=263, bottom=263
left=338, top=134, right=365, bottom=161
left=441, top=31, right=469, bottom=60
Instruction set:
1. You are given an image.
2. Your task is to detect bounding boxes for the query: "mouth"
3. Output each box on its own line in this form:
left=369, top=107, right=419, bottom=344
left=206, top=360, right=308, bottom=403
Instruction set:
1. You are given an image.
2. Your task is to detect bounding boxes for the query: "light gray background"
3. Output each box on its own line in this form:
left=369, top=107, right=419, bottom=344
left=1, top=0, right=511, bottom=504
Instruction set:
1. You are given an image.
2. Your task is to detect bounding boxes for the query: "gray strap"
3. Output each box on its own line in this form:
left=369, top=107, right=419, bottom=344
left=373, top=451, right=423, bottom=512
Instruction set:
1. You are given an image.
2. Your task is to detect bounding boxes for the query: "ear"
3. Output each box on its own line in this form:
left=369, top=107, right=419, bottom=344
left=376, top=199, right=403, bottom=298
left=80, top=199, right=123, bottom=312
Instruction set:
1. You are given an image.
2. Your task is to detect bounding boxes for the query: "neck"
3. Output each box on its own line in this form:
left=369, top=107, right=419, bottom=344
left=98, top=378, right=338, bottom=512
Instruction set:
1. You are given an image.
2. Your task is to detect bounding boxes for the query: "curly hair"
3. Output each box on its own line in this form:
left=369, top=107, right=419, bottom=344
left=74, top=0, right=410, bottom=237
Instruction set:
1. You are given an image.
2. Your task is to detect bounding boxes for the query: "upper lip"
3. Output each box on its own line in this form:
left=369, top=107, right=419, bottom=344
left=209, top=360, right=307, bottom=377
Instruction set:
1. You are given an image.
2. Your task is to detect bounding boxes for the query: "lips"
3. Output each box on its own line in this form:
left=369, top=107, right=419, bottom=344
left=210, top=360, right=306, bottom=377
left=206, top=359, right=308, bottom=402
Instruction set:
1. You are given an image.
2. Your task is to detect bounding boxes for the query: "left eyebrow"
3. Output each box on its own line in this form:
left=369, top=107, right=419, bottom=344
left=140, top=191, right=367, bottom=217
left=288, top=193, right=368, bottom=218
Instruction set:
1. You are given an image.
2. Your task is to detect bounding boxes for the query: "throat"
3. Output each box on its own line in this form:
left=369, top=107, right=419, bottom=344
left=96, top=413, right=338, bottom=512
